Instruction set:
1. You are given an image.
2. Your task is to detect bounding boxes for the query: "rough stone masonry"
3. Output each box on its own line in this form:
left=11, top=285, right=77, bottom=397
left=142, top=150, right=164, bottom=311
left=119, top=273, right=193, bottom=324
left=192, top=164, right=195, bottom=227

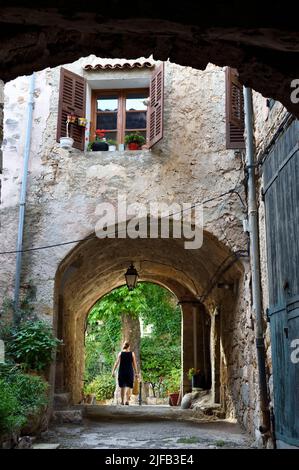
left=0, top=55, right=281, bottom=447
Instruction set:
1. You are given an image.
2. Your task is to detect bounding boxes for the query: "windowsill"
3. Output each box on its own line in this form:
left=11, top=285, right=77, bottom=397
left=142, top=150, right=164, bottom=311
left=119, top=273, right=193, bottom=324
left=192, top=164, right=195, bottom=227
left=84, top=149, right=151, bottom=155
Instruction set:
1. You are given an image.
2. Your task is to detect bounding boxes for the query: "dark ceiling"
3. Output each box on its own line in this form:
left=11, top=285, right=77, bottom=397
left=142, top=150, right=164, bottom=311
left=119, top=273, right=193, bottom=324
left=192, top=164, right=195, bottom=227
left=0, top=2, right=298, bottom=116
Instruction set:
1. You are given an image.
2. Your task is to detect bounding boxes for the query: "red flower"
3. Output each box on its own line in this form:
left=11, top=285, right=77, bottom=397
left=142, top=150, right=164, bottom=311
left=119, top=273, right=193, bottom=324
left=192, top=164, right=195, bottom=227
left=95, top=129, right=106, bottom=139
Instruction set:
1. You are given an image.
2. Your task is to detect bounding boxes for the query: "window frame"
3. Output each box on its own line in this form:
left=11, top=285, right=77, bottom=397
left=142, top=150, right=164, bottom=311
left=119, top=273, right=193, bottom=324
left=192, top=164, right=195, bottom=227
left=91, top=88, right=149, bottom=145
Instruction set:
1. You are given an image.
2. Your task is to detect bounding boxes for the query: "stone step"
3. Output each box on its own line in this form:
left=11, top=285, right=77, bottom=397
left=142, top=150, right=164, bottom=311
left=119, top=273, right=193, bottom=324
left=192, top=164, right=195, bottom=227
left=33, top=443, right=60, bottom=449
left=52, top=409, right=83, bottom=425
left=53, top=393, right=71, bottom=410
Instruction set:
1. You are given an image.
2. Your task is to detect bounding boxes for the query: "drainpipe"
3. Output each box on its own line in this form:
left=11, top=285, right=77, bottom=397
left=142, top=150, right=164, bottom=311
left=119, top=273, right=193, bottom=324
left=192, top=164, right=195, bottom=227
left=243, top=86, right=271, bottom=434
left=14, top=73, right=35, bottom=321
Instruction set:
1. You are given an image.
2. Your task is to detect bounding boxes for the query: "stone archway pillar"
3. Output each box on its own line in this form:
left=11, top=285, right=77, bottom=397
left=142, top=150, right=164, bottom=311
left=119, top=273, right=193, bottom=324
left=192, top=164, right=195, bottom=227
left=211, top=307, right=221, bottom=403
left=180, top=300, right=211, bottom=395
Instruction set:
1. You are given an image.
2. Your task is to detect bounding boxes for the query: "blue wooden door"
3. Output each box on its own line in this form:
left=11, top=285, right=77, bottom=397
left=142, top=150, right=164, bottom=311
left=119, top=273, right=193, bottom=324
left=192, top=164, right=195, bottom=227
left=263, top=119, right=299, bottom=446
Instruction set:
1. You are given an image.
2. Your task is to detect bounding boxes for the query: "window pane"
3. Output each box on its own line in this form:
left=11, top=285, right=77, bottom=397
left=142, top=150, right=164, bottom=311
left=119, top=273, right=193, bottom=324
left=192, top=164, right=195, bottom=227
left=97, top=113, right=117, bottom=130
left=97, top=96, right=118, bottom=112
left=126, top=111, right=147, bottom=129
left=105, top=131, right=117, bottom=143
left=126, top=93, right=148, bottom=111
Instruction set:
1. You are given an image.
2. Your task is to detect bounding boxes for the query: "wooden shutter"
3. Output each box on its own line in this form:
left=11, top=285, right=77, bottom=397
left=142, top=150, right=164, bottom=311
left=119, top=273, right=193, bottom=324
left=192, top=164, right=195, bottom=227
left=147, top=62, right=164, bottom=148
left=225, top=67, right=245, bottom=149
left=57, top=67, right=86, bottom=151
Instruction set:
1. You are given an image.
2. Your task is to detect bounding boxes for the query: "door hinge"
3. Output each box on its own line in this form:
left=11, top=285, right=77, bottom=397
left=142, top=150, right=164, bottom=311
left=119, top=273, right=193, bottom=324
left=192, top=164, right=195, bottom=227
left=284, top=327, right=289, bottom=339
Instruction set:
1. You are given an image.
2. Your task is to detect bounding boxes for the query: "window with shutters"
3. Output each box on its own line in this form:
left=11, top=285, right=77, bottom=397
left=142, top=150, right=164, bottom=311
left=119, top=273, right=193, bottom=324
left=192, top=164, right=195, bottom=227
left=57, top=63, right=164, bottom=151
left=225, top=67, right=245, bottom=149
left=57, top=68, right=86, bottom=151
left=90, top=89, right=149, bottom=145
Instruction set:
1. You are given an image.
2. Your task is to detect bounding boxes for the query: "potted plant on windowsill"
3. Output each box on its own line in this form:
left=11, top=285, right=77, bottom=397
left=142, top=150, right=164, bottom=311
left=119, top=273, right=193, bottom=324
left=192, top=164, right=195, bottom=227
left=124, top=132, right=146, bottom=150
left=187, top=368, right=205, bottom=389
left=88, top=129, right=109, bottom=151
left=107, top=139, right=117, bottom=152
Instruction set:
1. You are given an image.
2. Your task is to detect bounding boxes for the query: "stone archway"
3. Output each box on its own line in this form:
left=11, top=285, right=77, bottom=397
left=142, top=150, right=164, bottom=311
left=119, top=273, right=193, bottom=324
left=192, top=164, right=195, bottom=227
left=53, top=228, right=244, bottom=412
left=0, top=3, right=298, bottom=117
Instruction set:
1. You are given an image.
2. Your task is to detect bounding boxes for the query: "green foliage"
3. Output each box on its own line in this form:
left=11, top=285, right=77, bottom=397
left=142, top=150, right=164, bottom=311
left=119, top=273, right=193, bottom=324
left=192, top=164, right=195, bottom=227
left=124, top=132, right=146, bottom=145
left=84, top=373, right=115, bottom=401
left=141, top=336, right=180, bottom=396
left=84, top=314, right=121, bottom=384
left=89, top=285, right=148, bottom=321
left=5, top=319, right=61, bottom=371
left=139, top=283, right=181, bottom=338
left=177, top=436, right=201, bottom=444
left=215, top=440, right=226, bottom=447
left=0, top=284, right=37, bottom=324
left=8, top=372, right=48, bottom=413
left=0, top=365, right=48, bottom=436
left=0, top=292, right=51, bottom=437
left=163, top=367, right=181, bottom=394
left=187, top=368, right=198, bottom=380
left=0, top=379, right=26, bottom=434
left=85, top=283, right=182, bottom=398
left=107, top=139, right=117, bottom=146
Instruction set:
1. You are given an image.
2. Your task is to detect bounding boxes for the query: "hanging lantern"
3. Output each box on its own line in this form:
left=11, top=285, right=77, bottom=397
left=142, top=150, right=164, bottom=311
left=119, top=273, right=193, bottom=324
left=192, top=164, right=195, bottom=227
left=125, top=263, right=138, bottom=291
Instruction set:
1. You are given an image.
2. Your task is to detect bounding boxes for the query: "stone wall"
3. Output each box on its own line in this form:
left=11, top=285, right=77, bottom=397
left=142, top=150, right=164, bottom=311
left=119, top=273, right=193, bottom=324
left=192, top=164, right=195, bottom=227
left=0, top=80, right=3, bottom=197
left=0, top=56, right=264, bottom=440
left=1, top=57, right=247, bottom=304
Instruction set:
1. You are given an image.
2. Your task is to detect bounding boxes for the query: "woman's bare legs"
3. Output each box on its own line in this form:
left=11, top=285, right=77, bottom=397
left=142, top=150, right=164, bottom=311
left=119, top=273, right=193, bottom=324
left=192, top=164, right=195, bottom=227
left=125, top=387, right=132, bottom=404
left=120, top=387, right=125, bottom=405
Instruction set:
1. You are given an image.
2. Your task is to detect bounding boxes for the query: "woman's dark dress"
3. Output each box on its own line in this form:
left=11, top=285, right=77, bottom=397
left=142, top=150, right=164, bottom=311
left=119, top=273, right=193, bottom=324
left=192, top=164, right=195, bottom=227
left=118, top=351, right=134, bottom=388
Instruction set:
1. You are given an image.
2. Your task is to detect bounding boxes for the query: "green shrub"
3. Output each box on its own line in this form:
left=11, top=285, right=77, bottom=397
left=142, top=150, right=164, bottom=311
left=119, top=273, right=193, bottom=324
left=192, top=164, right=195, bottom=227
left=0, top=379, right=26, bottom=434
left=6, top=319, right=61, bottom=371
left=84, top=373, right=115, bottom=401
left=9, top=373, right=48, bottom=413
left=163, top=368, right=181, bottom=394
left=0, top=366, right=49, bottom=437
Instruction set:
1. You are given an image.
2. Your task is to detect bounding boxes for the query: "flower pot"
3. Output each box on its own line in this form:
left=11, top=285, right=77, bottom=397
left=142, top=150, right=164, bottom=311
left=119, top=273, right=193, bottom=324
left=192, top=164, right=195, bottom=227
left=67, top=114, right=77, bottom=124
left=192, top=372, right=205, bottom=389
left=127, top=142, right=140, bottom=150
left=108, top=145, right=117, bottom=151
left=59, top=136, right=74, bottom=149
left=169, top=392, right=179, bottom=406
left=78, top=117, right=87, bottom=127
left=92, top=141, right=109, bottom=151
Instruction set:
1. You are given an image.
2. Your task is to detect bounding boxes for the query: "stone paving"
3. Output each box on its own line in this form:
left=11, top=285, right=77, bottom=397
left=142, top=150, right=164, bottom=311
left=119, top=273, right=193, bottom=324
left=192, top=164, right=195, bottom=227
left=39, top=410, right=253, bottom=449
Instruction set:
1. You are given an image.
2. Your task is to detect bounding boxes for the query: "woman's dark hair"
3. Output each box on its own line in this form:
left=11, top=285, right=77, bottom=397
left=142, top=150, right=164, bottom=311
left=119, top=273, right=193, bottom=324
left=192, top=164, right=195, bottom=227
left=123, top=341, right=130, bottom=350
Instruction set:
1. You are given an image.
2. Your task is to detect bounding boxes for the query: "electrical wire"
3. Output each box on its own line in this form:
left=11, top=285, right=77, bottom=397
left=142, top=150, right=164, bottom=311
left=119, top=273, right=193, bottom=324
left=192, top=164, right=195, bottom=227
left=199, top=249, right=248, bottom=302
left=0, top=187, right=246, bottom=256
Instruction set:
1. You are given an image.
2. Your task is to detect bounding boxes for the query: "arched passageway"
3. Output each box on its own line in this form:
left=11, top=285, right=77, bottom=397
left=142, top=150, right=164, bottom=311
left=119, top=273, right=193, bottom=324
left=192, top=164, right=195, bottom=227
left=84, top=281, right=184, bottom=406
left=53, top=228, right=244, bottom=417
left=0, top=3, right=298, bottom=117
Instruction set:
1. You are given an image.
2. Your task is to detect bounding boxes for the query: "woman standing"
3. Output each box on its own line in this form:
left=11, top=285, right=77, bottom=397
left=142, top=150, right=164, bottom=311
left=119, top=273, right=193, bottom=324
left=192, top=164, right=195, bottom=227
left=112, top=341, right=139, bottom=405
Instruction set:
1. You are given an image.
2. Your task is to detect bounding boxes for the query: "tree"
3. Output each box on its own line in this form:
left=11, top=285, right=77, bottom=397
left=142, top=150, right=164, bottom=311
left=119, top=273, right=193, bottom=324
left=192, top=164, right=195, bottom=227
left=87, top=286, right=147, bottom=372
left=85, top=283, right=181, bottom=399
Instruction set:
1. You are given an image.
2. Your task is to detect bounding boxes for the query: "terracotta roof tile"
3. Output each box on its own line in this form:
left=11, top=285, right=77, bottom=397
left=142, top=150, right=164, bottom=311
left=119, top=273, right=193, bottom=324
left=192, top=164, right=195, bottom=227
left=83, top=61, right=155, bottom=71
